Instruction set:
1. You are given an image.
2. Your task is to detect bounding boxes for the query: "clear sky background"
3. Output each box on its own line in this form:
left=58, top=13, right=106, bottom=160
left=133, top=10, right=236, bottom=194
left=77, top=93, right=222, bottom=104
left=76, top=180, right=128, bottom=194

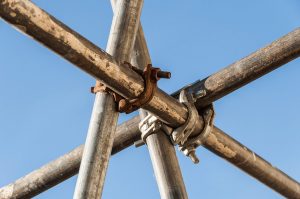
left=1, top=0, right=300, bottom=198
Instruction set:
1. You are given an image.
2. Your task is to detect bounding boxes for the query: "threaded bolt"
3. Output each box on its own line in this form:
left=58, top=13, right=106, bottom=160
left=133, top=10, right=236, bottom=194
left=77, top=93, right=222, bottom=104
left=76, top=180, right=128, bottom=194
left=189, top=151, right=200, bottom=164
left=157, top=71, right=171, bottom=79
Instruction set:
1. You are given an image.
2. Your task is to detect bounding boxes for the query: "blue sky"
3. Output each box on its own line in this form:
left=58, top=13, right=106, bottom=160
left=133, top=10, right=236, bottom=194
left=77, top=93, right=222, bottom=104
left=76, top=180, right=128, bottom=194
left=1, top=0, right=300, bottom=198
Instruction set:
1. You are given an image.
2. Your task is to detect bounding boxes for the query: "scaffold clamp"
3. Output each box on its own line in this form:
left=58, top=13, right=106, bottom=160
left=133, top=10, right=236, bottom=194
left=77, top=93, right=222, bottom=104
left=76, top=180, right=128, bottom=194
left=171, top=89, right=215, bottom=164
left=118, top=63, right=171, bottom=114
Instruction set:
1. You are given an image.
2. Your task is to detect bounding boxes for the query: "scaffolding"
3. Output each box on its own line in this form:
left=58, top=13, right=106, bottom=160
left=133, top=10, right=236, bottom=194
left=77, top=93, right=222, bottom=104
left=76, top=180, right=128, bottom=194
left=0, top=0, right=300, bottom=198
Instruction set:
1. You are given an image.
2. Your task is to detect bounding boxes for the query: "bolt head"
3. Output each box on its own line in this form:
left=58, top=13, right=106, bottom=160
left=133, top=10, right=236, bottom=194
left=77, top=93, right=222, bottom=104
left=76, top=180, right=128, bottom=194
left=189, top=151, right=200, bottom=164
left=194, top=89, right=206, bottom=99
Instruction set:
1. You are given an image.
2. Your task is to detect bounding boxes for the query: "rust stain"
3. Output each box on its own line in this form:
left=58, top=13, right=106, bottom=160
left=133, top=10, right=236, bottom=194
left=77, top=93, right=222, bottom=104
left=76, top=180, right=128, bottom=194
left=206, top=133, right=236, bottom=158
left=88, top=55, right=95, bottom=62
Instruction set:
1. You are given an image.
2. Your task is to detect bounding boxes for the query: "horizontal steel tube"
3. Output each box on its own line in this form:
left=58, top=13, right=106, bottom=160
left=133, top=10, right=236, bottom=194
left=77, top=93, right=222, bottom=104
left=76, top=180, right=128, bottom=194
left=0, top=0, right=187, bottom=127
left=1, top=0, right=300, bottom=128
left=0, top=117, right=140, bottom=199
left=2, top=117, right=299, bottom=198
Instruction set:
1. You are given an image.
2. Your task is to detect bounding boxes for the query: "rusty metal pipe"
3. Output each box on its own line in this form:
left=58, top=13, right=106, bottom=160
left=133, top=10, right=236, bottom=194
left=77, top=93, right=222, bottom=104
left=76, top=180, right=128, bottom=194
left=1, top=0, right=300, bottom=198
left=131, top=14, right=188, bottom=199
left=183, top=27, right=300, bottom=109
left=2, top=117, right=299, bottom=199
left=2, top=0, right=300, bottom=129
left=204, top=127, right=300, bottom=198
left=0, top=0, right=188, bottom=127
left=0, top=117, right=141, bottom=199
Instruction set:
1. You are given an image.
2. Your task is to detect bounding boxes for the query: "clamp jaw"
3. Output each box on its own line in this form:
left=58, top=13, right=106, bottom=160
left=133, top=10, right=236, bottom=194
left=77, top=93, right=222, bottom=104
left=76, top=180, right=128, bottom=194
left=92, top=62, right=171, bottom=114
left=138, top=88, right=215, bottom=164
left=172, top=89, right=215, bottom=163
left=139, top=114, right=162, bottom=143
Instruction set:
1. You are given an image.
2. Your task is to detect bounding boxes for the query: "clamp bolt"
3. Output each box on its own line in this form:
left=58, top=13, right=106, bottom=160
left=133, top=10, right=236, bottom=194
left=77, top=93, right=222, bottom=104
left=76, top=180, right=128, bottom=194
left=188, top=151, right=200, bottom=164
left=157, top=71, right=171, bottom=79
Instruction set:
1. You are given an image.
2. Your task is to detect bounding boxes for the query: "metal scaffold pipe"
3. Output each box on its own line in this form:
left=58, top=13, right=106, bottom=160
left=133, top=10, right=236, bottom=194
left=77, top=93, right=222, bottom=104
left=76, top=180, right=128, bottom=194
left=117, top=0, right=187, bottom=197
left=73, top=93, right=119, bottom=199
left=1, top=0, right=300, bottom=129
left=204, top=127, right=300, bottom=198
left=1, top=0, right=300, bottom=198
left=2, top=0, right=300, bottom=128
left=73, top=0, right=143, bottom=198
left=2, top=116, right=300, bottom=198
left=0, top=0, right=188, bottom=127
left=130, top=11, right=188, bottom=199
left=0, top=118, right=141, bottom=199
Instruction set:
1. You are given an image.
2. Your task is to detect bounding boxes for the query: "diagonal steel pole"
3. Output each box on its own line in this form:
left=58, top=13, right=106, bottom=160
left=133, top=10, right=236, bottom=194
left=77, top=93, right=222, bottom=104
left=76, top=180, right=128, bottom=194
left=128, top=13, right=188, bottom=199
left=1, top=117, right=300, bottom=199
left=0, top=118, right=141, bottom=199
left=112, top=0, right=188, bottom=197
left=0, top=0, right=189, bottom=128
left=73, top=0, right=143, bottom=198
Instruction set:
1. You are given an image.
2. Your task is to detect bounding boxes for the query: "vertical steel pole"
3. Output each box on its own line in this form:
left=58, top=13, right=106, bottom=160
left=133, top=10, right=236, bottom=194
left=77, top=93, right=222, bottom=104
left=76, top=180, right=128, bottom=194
left=73, top=0, right=143, bottom=198
left=126, top=7, right=188, bottom=199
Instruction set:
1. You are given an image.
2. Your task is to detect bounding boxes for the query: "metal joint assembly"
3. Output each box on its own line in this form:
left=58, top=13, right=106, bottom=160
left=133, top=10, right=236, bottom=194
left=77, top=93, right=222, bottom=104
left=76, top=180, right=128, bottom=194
left=139, top=114, right=162, bottom=143
left=136, top=88, right=215, bottom=164
left=91, top=81, right=124, bottom=102
left=91, top=82, right=110, bottom=94
left=171, top=89, right=215, bottom=164
left=92, top=62, right=171, bottom=114
left=118, top=62, right=171, bottom=114
left=136, top=114, right=172, bottom=147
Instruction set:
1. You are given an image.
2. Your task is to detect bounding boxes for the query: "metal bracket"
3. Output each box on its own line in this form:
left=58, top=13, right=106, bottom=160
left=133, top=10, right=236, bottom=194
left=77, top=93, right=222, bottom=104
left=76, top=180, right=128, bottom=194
left=135, top=115, right=173, bottom=147
left=90, top=82, right=124, bottom=103
left=139, top=114, right=162, bottom=143
left=92, top=62, right=171, bottom=114
left=172, top=89, right=201, bottom=145
left=136, top=88, right=215, bottom=164
left=119, top=63, right=171, bottom=114
left=171, top=89, right=215, bottom=164
left=90, top=81, right=103, bottom=94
